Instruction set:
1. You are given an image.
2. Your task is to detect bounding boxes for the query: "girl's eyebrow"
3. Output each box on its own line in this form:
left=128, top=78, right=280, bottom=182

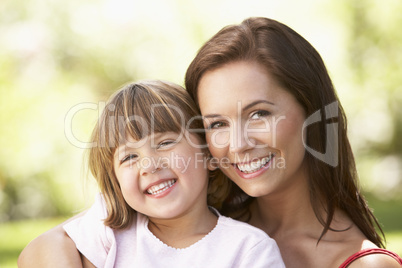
left=115, top=144, right=128, bottom=159
left=203, top=100, right=275, bottom=119
left=115, top=133, right=165, bottom=154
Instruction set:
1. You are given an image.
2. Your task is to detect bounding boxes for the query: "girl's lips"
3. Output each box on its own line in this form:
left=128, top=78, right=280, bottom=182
left=144, top=179, right=177, bottom=198
left=233, top=154, right=275, bottom=179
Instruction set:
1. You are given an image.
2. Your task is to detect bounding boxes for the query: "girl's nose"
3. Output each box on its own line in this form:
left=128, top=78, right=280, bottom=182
left=140, top=157, right=160, bottom=176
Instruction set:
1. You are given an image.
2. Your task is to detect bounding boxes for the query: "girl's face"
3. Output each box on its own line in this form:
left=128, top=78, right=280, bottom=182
left=114, top=131, right=209, bottom=220
left=198, top=61, right=308, bottom=197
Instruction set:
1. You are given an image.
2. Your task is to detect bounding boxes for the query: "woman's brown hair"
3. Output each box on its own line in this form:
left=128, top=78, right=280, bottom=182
left=88, top=80, right=230, bottom=229
left=185, top=17, right=384, bottom=247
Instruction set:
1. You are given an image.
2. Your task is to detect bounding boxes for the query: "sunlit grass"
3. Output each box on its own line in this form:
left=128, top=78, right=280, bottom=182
left=0, top=218, right=401, bottom=268
left=0, top=217, right=68, bottom=268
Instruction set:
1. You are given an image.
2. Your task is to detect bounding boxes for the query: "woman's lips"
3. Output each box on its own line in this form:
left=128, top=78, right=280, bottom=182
left=233, top=154, right=275, bottom=179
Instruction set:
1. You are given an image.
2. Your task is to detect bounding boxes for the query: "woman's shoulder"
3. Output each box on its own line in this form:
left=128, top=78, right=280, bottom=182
left=327, top=211, right=401, bottom=267
left=340, top=247, right=402, bottom=268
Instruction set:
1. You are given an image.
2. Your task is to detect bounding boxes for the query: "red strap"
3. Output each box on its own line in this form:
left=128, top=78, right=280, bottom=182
left=339, top=248, right=402, bottom=267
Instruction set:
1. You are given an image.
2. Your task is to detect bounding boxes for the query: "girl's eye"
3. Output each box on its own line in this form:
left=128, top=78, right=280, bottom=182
left=157, top=140, right=176, bottom=149
left=121, top=154, right=138, bottom=164
left=250, top=110, right=271, bottom=120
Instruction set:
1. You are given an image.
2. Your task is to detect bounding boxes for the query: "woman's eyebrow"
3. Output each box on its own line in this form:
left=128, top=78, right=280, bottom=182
left=202, top=114, right=222, bottom=119
left=242, top=100, right=274, bottom=111
left=202, top=100, right=274, bottom=119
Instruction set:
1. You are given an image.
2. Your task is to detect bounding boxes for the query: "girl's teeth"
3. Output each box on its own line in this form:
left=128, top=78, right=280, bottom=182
left=236, top=155, right=273, bottom=174
left=146, top=179, right=176, bottom=195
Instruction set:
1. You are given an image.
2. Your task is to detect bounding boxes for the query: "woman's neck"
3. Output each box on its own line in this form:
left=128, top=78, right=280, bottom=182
left=248, top=170, right=321, bottom=238
left=251, top=192, right=316, bottom=236
left=248, top=173, right=356, bottom=241
left=147, top=205, right=218, bottom=249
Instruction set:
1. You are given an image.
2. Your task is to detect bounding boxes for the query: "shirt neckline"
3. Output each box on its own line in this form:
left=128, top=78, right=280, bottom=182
left=141, top=207, right=221, bottom=251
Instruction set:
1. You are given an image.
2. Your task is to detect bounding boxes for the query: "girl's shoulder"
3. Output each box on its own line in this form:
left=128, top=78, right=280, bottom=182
left=62, top=193, right=139, bottom=267
left=213, top=210, right=273, bottom=242
left=208, top=209, right=285, bottom=267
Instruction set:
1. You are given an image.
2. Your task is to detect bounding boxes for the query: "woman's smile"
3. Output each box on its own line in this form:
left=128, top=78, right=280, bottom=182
left=234, top=153, right=276, bottom=177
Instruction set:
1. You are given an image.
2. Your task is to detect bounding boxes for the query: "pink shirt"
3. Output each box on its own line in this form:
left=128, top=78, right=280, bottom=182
left=64, top=194, right=285, bottom=267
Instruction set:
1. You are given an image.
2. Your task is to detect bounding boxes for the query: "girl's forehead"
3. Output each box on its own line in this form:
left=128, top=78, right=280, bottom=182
left=114, top=132, right=171, bottom=159
left=118, top=132, right=174, bottom=147
left=115, top=130, right=204, bottom=152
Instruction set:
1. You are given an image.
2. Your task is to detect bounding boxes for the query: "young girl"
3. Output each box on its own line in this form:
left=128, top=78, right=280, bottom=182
left=63, top=80, right=285, bottom=267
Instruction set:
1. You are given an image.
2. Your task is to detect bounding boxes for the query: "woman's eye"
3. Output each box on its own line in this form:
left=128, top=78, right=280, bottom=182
left=208, top=121, right=227, bottom=129
left=250, top=110, right=271, bottom=119
left=121, top=154, right=138, bottom=163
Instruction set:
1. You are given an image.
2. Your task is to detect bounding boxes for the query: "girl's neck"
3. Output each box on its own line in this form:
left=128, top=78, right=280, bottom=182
left=147, top=205, right=218, bottom=249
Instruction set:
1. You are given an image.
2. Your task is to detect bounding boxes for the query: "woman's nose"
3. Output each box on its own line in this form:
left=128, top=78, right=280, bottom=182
left=229, top=125, right=256, bottom=154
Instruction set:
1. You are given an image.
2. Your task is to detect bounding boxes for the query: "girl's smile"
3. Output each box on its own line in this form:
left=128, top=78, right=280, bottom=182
left=144, top=178, right=177, bottom=197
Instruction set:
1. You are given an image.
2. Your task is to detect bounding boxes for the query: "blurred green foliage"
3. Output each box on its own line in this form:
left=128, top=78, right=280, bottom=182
left=342, top=0, right=402, bottom=201
left=0, top=0, right=401, bottom=257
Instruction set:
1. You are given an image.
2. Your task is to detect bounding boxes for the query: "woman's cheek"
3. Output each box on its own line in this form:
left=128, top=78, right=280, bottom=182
left=206, top=131, right=230, bottom=156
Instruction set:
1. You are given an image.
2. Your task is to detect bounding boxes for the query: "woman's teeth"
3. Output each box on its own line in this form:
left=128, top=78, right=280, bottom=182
left=236, top=155, right=274, bottom=174
left=146, top=179, right=176, bottom=195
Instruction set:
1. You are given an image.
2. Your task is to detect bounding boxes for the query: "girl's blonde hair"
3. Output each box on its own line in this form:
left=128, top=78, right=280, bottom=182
left=88, top=80, right=230, bottom=229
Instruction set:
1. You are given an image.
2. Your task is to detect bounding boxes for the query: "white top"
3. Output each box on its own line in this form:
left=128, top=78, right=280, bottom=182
left=64, top=194, right=285, bottom=268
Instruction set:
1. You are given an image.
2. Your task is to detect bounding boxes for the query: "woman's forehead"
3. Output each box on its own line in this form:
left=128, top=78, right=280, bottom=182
left=197, top=61, right=284, bottom=113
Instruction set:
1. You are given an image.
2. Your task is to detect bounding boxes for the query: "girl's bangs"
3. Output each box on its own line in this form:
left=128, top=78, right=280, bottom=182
left=112, top=85, right=187, bottom=145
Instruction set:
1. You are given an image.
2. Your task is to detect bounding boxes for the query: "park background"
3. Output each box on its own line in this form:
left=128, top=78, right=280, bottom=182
left=0, top=0, right=401, bottom=266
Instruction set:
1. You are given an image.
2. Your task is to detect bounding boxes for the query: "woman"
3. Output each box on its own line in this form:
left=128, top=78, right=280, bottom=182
left=19, top=17, right=402, bottom=267
left=185, top=17, right=401, bottom=267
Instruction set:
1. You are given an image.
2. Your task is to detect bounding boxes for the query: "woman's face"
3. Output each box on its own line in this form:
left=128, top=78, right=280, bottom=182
left=198, top=61, right=308, bottom=197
